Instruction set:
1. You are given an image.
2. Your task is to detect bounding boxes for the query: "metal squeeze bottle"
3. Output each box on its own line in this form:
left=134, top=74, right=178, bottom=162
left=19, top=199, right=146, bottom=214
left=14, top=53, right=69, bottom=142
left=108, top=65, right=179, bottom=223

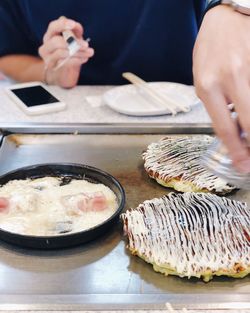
left=202, top=111, right=250, bottom=189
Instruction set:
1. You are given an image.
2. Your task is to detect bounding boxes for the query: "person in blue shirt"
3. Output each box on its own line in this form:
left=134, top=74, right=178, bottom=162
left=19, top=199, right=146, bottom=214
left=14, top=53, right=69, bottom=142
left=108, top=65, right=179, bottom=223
left=0, top=0, right=250, bottom=173
left=0, top=0, right=205, bottom=86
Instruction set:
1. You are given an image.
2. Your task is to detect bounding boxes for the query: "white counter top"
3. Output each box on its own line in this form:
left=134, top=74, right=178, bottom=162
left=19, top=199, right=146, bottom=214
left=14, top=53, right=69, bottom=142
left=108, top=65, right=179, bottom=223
left=0, top=84, right=211, bottom=124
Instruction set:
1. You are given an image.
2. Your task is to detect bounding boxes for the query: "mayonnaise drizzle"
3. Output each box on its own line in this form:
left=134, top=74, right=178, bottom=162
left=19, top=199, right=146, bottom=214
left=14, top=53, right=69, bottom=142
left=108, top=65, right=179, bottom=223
left=143, top=136, right=234, bottom=194
left=121, top=192, right=250, bottom=278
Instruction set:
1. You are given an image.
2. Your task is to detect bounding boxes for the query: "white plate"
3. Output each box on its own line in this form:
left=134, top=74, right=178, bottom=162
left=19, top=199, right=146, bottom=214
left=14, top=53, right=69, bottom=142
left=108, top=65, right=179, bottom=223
left=103, top=82, right=200, bottom=116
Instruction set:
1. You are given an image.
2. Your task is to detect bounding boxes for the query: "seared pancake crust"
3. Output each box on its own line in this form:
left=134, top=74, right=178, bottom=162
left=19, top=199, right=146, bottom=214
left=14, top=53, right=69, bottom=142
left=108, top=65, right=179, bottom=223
left=143, top=136, right=235, bottom=194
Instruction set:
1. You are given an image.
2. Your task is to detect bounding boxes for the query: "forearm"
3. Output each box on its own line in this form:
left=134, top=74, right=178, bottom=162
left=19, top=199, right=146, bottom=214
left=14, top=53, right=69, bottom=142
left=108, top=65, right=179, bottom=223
left=193, top=3, right=250, bottom=172
left=200, top=0, right=221, bottom=22
left=0, top=55, right=44, bottom=82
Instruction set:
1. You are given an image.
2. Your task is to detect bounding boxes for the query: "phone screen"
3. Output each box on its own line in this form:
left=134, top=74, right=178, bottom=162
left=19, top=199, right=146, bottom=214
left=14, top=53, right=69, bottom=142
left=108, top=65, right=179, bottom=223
left=11, top=86, right=59, bottom=107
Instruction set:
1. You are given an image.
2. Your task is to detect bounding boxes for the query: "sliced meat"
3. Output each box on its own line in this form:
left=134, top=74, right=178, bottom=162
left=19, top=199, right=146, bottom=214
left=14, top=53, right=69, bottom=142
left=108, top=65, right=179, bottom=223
left=62, top=192, right=108, bottom=215
left=88, top=192, right=107, bottom=212
left=0, top=197, right=9, bottom=213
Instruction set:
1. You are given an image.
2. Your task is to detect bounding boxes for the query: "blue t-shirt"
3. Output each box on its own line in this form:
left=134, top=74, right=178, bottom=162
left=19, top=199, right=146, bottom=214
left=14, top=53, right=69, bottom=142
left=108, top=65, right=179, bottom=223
left=0, top=0, right=205, bottom=85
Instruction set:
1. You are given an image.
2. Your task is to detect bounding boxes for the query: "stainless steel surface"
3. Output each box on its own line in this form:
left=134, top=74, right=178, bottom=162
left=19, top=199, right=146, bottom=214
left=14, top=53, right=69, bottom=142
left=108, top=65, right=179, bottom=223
left=0, top=132, right=249, bottom=310
left=0, top=122, right=213, bottom=134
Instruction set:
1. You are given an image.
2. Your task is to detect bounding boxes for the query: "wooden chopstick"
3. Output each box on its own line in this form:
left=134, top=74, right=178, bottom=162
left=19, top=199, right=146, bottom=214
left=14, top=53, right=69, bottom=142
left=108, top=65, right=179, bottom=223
left=122, top=72, right=190, bottom=115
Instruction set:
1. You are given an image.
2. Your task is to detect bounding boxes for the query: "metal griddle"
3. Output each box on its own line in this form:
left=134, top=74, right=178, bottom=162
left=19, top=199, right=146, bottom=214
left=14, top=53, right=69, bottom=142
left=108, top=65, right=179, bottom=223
left=0, top=123, right=249, bottom=311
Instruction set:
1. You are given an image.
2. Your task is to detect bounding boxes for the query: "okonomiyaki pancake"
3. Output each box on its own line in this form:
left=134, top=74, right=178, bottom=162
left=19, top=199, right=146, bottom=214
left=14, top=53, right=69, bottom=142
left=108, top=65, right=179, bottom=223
left=121, top=192, right=250, bottom=282
left=142, top=136, right=234, bottom=194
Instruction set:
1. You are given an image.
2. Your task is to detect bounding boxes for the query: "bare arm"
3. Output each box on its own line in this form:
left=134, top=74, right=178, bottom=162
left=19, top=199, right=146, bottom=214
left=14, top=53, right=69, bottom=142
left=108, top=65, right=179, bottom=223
left=0, top=55, right=44, bottom=82
left=193, top=5, right=250, bottom=173
left=0, top=16, right=94, bottom=87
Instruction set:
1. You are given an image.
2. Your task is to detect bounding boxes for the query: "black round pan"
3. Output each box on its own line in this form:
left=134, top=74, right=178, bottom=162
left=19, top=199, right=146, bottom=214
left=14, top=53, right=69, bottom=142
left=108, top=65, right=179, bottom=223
left=0, top=163, right=125, bottom=249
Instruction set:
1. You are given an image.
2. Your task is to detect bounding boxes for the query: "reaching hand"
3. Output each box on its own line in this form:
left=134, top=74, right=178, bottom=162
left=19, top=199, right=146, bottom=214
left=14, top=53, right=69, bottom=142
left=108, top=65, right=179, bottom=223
left=39, top=16, right=94, bottom=88
left=193, top=5, right=250, bottom=173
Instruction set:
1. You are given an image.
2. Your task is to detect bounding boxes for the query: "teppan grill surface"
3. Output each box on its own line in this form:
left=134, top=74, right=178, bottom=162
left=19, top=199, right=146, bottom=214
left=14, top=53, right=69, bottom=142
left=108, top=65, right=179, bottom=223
left=0, top=123, right=249, bottom=311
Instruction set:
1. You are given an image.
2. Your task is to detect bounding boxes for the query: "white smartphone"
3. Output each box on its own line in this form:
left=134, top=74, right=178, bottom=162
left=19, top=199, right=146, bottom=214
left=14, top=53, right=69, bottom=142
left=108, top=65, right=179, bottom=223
left=5, top=82, right=66, bottom=115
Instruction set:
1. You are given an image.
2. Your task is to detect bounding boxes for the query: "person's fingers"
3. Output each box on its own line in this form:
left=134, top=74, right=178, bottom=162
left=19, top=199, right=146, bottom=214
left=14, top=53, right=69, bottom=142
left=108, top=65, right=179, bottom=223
left=43, top=17, right=83, bottom=42
left=46, top=49, right=69, bottom=69
left=42, top=44, right=94, bottom=70
left=229, top=79, right=250, bottom=168
left=78, top=39, right=89, bottom=50
left=39, top=36, right=67, bottom=58
left=76, top=47, right=94, bottom=58
left=69, top=54, right=92, bottom=67
left=71, top=22, right=84, bottom=39
left=230, top=80, right=250, bottom=136
left=43, top=18, right=75, bottom=42
left=196, top=84, right=250, bottom=171
left=40, top=35, right=92, bottom=60
left=49, top=49, right=92, bottom=70
left=69, top=57, right=89, bottom=67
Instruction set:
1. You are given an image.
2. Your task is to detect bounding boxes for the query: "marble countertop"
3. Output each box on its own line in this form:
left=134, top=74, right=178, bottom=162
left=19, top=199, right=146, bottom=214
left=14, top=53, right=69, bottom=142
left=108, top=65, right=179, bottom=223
left=0, top=82, right=211, bottom=124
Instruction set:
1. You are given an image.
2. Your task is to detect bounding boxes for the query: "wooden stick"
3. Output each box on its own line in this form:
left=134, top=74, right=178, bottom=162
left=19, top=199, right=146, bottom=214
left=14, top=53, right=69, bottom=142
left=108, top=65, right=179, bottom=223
left=122, top=72, right=190, bottom=115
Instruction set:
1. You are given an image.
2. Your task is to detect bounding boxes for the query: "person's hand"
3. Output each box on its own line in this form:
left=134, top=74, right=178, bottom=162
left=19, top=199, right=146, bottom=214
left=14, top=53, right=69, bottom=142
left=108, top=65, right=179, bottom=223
left=39, top=16, right=94, bottom=88
left=193, top=5, right=250, bottom=173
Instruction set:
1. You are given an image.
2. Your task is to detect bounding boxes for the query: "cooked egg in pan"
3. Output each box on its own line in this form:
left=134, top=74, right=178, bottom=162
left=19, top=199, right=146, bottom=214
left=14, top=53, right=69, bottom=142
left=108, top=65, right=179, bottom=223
left=0, top=177, right=118, bottom=236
